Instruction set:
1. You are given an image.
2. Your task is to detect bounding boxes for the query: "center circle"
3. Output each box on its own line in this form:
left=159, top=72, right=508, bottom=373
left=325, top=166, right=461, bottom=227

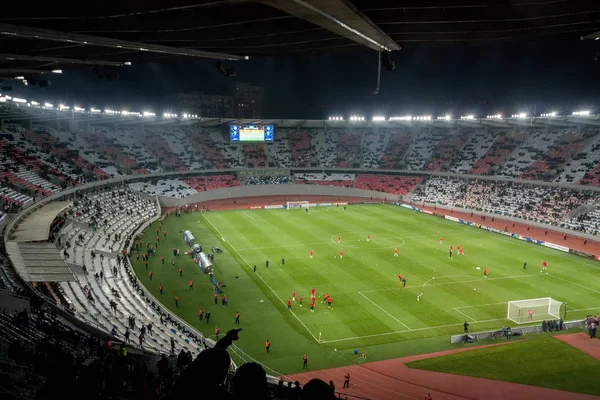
left=329, top=231, right=406, bottom=249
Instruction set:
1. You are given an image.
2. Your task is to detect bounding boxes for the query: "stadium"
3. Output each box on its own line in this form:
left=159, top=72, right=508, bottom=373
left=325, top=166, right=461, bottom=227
left=1, top=1, right=600, bottom=400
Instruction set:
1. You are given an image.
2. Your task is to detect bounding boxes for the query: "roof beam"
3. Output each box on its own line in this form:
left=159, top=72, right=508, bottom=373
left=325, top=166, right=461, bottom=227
left=580, top=30, right=600, bottom=40
left=0, top=53, right=126, bottom=67
left=262, top=0, right=400, bottom=52
left=0, top=23, right=243, bottom=61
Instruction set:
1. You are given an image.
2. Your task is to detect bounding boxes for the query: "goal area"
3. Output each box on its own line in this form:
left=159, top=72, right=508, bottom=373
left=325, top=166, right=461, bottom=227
left=507, top=297, right=562, bottom=324
left=287, top=201, right=310, bottom=210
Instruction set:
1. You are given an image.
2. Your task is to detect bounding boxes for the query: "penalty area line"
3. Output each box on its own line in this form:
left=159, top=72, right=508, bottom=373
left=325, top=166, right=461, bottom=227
left=202, top=215, right=321, bottom=344
left=358, top=292, right=411, bottom=330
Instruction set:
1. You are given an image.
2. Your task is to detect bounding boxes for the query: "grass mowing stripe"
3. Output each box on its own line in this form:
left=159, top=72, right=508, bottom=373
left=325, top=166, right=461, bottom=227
left=357, top=291, right=411, bottom=330
left=202, top=214, right=320, bottom=343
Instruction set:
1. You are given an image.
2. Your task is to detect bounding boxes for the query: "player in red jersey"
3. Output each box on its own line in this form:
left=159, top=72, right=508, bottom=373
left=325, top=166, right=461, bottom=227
left=287, top=298, right=292, bottom=310
left=340, top=250, right=344, bottom=259
left=457, top=245, right=464, bottom=255
left=310, top=287, right=316, bottom=297
left=338, top=236, right=341, bottom=243
left=309, top=250, right=314, bottom=259
left=299, top=295, right=303, bottom=306
left=398, top=273, right=403, bottom=282
left=327, top=295, right=332, bottom=309
left=528, top=309, right=534, bottom=320
left=439, top=236, right=444, bottom=244
left=393, top=247, right=399, bottom=257
left=292, top=290, right=296, bottom=301
left=483, top=267, right=488, bottom=278
left=310, top=300, right=315, bottom=312
left=322, top=293, right=328, bottom=304
left=310, top=294, right=316, bottom=303
left=367, top=235, right=371, bottom=242
left=542, top=260, right=548, bottom=271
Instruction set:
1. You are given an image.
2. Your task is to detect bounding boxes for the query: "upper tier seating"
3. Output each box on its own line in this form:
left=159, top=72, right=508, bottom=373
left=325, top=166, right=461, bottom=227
left=362, top=130, right=389, bottom=169
left=241, top=175, right=293, bottom=185
left=294, top=173, right=355, bottom=187
left=267, top=131, right=292, bottom=168
left=427, top=129, right=470, bottom=172
left=500, top=129, right=565, bottom=178
left=469, top=131, right=526, bottom=175
left=129, top=179, right=198, bottom=198
left=381, top=130, right=414, bottom=169
left=314, top=130, right=338, bottom=168
left=242, top=144, right=268, bottom=167
left=183, top=175, right=240, bottom=191
left=520, top=130, right=585, bottom=181
left=404, top=130, right=444, bottom=170
left=354, top=174, right=423, bottom=195
left=450, top=130, right=498, bottom=174
left=556, top=129, right=600, bottom=184
left=288, top=130, right=313, bottom=167
left=335, top=131, right=362, bottom=168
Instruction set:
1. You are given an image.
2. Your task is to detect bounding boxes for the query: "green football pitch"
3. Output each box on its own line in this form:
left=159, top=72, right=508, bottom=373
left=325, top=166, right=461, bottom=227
left=132, top=204, right=600, bottom=374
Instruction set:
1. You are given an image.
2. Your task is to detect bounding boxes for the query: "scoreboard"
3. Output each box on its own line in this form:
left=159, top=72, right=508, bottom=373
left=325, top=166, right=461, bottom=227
left=230, top=125, right=274, bottom=142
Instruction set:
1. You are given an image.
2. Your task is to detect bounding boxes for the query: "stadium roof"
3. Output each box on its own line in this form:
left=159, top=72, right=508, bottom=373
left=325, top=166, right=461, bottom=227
left=1, top=0, right=599, bottom=77
left=13, top=201, right=71, bottom=242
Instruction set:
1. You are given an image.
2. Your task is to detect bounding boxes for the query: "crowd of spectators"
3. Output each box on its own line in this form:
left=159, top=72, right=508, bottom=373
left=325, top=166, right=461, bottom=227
left=241, top=176, right=293, bottom=185
left=411, top=177, right=600, bottom=233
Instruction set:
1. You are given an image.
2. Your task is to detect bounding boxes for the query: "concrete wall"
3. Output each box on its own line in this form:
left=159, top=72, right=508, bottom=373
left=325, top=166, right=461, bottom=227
left=156, top=184, right=399, bottom=207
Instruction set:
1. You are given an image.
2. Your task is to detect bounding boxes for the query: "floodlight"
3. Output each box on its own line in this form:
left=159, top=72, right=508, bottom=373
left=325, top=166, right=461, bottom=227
left=51, top=69, right=62, bottom=74
left=91, top=108, right=101, bottom=113
left=14, top=76, right=24, bottom=80
left=143, top=111, right=155, bottom=117
left=31, top=101, right=39, bottom=106
left=372, top=116, right=385, bottom=121
left=12, top=97, right=26, bottom=103
left=44, top=102, right=53, bottom=108
left=124, top=61, right=132, bottom=66
left=573, top=110, right=590, bottom=116
left=0, top=97, right=5, bottom=103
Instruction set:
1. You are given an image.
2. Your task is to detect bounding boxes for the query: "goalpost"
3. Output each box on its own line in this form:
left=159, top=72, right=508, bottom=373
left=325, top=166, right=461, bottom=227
left=286, top=201, right=310, bottom=210
left=507, top=297, right=562, bottom=324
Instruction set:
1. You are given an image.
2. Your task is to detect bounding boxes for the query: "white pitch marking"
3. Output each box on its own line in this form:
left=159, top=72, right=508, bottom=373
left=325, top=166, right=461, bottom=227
left=203, top=215, right=320, bottom=343
left=358, top=292, right=411, bottom=330
left=452, top=307, right=477, bottom=322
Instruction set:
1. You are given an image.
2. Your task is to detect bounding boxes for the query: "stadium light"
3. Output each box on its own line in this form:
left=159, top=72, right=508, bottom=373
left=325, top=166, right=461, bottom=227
left=124, top=61, right=132, bottom=66
left=44, top=102, right=54, bottom=108
left=372, top=116, right=386, bottom=122
left=389, top=116, right=412, bottom=121
left=30, top=101, right=39, bottom=106
left=540, top=112, right=557, bottom=117
left=573, top=110, right=590, bottom=116
left=59, top=104, right=70, bottom=110
left=90, top=108, right=101, bottom=113
left=511, top=113, right=527, bottom=119
left=0, top=97, right=6, bottom=103
left=12, top=97, right=27, bottom=103
left=143, top=111, right=156, bottom=117
left=51, top=69, right=62, bottom=74
left=73, top=106, right=85, bottom=112
left=328, top=116, right=343, bottom=121
left=437, top=115, right=452, bottom=121
left=486, top=114, right=502, bottom=119
left=460, top=115, right=475, bottom=120
left=14, top=76, right=24, bottom=80
left=349, top=115, right=365, bottom=121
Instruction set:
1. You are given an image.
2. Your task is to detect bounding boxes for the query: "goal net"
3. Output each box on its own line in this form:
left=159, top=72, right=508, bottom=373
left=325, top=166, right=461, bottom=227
left=287, top=201, right=310, bottom=210
left=507, top=297, right=562, bottom=324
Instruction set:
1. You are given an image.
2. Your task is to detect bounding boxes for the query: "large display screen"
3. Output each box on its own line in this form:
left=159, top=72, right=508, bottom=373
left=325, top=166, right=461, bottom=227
left=230, top=125, right=274, bottom=142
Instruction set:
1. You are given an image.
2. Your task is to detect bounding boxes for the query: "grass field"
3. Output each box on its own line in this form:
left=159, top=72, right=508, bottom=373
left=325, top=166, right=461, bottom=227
left=406, top=337, right=600, bottom=395
left=132, top=204, right=600, bottom=374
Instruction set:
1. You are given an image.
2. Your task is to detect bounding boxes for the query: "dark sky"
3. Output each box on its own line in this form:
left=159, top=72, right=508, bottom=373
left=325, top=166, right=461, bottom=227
left=15, top=39, right=600, bottom=119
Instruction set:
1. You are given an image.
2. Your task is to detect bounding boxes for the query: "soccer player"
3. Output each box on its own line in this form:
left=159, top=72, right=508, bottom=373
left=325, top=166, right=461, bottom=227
left=189, top=280, right=193, bottom=290
left=523, top=261, right=527, bottom=270
left=398, top=273, right=403, bottom=282
left=149, top=271, right=153, bottom=280
left=265, top=340, right=271, bottom=353
left=310, top=250, right=314, bottom=259
left=528, top=309, right=534, bottom=321
left=311, top=287, right=316, bottom=297
left=235, top=312, right=240, bottom=324
left=439, top=236, right=444, bottom=244
left=367, top=235, right=371, bottom=242
left=402, top=277, right=407, bottom=288
left=287, top=298, right=292, bottom=310
left=340, top=250, right=344, bottom=259
left=175, top=296, right=179, bottom=308
left=542, top=260, right=548, bottom=271
left=303, top=354, right=308, bottom=369
left=299, top=295, right=303, bottom=306
left=281, top=258, right=285, bottom=266
left=292, top=290, right=296, bottom=301
left=310, top=300, right=315, bottom=312
left=449, top=248, right=453, bottom=258
left=458, top=247, right=464, bottom=256
left=338, top=236, right=341, bottom=243
left=483, top=267, right=488, bottom=278
left=179, top=267, right=183, bottom=277
left=198, top=308, right=203, bottom=320
left=327, top=295, right=332, bottom=309
left=159, top=284, right=163, bottom=295
left=265, top=259, right=270, bottom=268
left=394, top=248, right=399, bottom=257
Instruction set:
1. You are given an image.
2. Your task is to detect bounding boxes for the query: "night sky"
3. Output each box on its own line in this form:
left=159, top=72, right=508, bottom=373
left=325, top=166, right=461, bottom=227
left=15, top=38, right=600, bottom=119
